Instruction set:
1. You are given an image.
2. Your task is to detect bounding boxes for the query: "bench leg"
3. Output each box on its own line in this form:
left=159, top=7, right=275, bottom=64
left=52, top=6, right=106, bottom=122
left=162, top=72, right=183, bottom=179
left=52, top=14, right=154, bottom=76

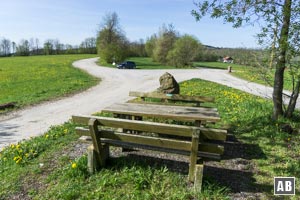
left=87, top=145, right=96, bottom=174
left=194, top=162, right=204, bottom=192
left=89, top=118, right=109, bottom=171
left=87, top=144, right=109, bottom=174
left=188, top=130, right=200, bottom=182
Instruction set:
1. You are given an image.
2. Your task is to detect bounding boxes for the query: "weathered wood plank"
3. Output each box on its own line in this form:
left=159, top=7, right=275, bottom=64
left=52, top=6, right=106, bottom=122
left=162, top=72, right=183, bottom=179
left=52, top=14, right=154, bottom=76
left=102, top=103, right=220, bottom=122
left=129, top=91, right=215, bottom=103
left=87, top=145, right=96, bottom=174
left=75, top=128, right=222, bottom=160
left=73, top=116, right=227, bottom=141
left=200, top=128, right=227, bottom=141
left=194, top=162, right=204, bottom=191
left=101, top=130, right=192, bottom=151
left=88, top=119, right=106, bottom=167
left=73, top=115, right=196, bottom=137
left=199, top=143, right=224, bottom=155
left=188, top=130, right=200, bottom=182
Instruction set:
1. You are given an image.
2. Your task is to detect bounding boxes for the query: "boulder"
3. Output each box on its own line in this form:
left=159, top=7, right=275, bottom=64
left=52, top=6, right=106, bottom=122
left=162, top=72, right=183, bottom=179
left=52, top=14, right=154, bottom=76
left=157, top=72, right=180, bottom=94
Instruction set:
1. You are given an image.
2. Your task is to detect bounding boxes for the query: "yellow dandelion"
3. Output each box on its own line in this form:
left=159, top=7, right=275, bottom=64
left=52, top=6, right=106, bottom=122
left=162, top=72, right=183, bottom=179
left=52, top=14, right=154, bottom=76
left=72, top=163, right=77, bottom=169
left=63, top=129, right=68, bottom=134
left=16, top=158, right=22, bottom=164
left=45, top=134, right=49, bottom=139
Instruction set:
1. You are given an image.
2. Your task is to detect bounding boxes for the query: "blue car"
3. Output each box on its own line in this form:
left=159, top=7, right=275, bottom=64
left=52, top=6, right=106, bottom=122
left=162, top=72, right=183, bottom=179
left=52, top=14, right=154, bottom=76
left=117, top=61, right=136, bottom=69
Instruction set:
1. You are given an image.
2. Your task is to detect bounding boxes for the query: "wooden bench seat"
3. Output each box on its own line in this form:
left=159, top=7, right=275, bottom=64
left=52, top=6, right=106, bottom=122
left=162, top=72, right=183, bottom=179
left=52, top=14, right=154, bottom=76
left=72, top=115, right=227, bottom=191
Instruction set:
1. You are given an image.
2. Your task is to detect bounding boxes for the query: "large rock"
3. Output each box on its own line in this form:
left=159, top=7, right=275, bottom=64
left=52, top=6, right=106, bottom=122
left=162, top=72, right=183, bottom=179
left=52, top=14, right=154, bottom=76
left=157, top=72, right=180, bottom=94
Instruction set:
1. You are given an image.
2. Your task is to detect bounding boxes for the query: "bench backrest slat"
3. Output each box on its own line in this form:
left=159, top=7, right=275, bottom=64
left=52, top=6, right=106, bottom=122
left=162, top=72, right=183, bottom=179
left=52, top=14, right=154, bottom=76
left=73, top=115, right=227, bottom=141
left=73, top=115, right=196, bottom=137
left=129, top=91, right=215, bottom=103
left=75, top=127, right=223, bottom=159
left=73, top=115, right=227, bottom=160
left=102, top=129, right=192, bottom=151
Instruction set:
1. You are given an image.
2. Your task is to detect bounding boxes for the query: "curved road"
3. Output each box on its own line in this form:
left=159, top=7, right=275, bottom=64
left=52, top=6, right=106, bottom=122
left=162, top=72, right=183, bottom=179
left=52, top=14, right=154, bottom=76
left=0, top=58, right=296, bottom=149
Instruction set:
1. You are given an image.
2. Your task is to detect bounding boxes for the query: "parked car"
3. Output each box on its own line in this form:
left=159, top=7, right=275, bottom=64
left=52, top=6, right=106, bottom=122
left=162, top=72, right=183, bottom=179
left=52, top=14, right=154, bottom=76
left=117, top=61, right=136, bottom=69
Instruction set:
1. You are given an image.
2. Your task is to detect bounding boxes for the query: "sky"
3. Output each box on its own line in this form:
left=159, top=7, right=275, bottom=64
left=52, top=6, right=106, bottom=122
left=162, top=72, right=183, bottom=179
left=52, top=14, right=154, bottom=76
left=0, top=0, right=261, bottom=48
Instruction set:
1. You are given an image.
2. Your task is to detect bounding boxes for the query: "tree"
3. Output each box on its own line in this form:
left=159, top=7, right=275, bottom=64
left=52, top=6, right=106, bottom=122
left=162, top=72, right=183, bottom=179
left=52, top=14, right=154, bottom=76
left=1, top=38, right=11, bottom=56
left=192, top=0, right=300, bottom=119
left=97, top=12, right=128, bottom=63
left=153, top=24, right=178, bottom=64
left=12, top=41, right=16, bottom=54
left=145, top=35, right=157, bottom=57
left=43, top=39, right=54, bottom=55
left=80, top=37, right=97, bottom=54
left=52, top=39, right=65, bottom=54
left=29, top=38, right=41, bottom=55
left=167, top=35, right=201, bottom=67
left=128, top=39, right=147, bottom=57
left=16, top=39, right=30, bottom=56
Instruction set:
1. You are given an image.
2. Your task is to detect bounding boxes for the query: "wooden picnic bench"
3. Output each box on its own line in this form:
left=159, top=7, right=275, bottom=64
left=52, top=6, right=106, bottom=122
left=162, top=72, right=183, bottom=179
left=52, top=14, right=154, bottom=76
left=129, top=91, right=215, bottom=107
left=72, top=115, right=227, bottom=191
left=102, top=102, right=220, bottom=125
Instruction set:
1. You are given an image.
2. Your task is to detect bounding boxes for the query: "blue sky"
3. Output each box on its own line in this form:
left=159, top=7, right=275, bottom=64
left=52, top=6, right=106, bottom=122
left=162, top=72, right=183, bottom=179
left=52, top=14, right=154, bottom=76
left=0, top=0, right=260, bottom=48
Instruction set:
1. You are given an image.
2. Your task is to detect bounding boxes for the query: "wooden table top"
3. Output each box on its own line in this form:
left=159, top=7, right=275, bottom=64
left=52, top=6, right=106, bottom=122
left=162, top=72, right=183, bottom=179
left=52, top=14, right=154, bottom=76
left=102, top=103, right=220, bottom=122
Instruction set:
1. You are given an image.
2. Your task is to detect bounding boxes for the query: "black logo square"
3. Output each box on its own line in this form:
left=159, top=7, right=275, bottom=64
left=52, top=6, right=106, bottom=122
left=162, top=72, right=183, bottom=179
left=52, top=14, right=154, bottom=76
left=274, top=177, right=295, bottom=195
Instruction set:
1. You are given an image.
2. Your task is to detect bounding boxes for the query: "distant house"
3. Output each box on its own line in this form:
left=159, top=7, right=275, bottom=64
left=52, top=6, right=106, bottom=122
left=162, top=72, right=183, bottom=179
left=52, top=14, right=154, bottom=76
left=223, top=56, right=234, bottom=63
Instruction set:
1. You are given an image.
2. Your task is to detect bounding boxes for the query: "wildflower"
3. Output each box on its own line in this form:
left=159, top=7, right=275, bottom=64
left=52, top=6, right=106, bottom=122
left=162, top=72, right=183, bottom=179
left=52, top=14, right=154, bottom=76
left=16, top=144, right=20, bottom=149
left=14, top=156, right=22, bottom=164
left=10, top=144, right=15, bottom=149
left=72, top=163, right=77, bottom=169
left=45, top=134, right=49, bottom=139
left=64, top=129, right=68, bottom=134
left=16, top=158, right=22, bottom=164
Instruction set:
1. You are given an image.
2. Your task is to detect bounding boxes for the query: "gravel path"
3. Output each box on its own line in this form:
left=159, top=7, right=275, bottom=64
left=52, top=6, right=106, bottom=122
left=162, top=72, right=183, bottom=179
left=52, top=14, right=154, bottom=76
left=0, top=57, right=297, bottom=149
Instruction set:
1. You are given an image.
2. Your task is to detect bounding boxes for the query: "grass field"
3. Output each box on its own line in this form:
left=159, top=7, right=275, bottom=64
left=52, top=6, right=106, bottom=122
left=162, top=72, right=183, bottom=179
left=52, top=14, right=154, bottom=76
left=1, top=78, right=299, bottom=199
left=194, top=61, right=296, bottom=91
left=0, top=55, right=99, bottom=112
left=193, top=61, right=246, bottom=71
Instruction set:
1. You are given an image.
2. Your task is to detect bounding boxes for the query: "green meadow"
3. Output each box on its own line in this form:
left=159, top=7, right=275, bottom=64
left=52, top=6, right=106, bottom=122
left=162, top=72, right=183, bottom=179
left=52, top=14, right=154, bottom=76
left=1, top=78, right=299, bottom=199
left=0, top=55, right=99, bottom=112
left=194, top=61, right=296, bottom=91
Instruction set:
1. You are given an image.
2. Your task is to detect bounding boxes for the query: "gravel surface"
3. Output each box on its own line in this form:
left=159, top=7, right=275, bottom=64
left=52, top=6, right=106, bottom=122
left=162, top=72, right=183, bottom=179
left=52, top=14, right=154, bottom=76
left=0, top=57, right=296, bottom=150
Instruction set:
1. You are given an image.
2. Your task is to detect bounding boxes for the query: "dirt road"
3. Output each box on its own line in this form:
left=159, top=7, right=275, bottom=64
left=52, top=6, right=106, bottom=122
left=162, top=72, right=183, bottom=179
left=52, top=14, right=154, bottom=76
left=0, top=58, right=294, bottom=149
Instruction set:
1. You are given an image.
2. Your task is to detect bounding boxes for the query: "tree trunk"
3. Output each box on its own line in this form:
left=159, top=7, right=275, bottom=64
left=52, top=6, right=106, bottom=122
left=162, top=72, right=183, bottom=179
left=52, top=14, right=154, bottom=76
left=272, top=0, right=292, bottom=120
left=273, top=67, right=285, bottom=119
left=285, top=79, right=300, bottom=118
